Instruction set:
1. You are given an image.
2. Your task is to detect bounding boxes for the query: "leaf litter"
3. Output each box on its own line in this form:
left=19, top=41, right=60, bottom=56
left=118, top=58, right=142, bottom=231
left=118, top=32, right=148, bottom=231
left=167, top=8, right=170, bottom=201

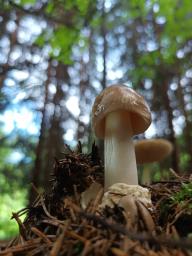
left=0, top=143, right=192, bottom=255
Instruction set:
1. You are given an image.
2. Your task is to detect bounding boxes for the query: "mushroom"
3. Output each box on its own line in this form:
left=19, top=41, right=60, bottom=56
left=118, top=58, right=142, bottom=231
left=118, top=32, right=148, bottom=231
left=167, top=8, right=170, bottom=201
left=135, top=139, right=173, bottom=184
left=92, top=84, right=151, bottom=189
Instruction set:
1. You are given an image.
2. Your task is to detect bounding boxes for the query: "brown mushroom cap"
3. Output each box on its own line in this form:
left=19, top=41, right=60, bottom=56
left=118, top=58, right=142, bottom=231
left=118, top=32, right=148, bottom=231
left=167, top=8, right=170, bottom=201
left=135, top=139, right=173, bottom=164
left=92, top=85, right=151, bottom=139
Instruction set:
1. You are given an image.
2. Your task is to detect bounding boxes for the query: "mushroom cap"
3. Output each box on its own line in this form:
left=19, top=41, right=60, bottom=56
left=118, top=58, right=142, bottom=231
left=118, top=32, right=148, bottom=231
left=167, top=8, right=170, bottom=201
left=135, top=139, right=173, bottom=164
left=92, top=84, right=151, bottom=139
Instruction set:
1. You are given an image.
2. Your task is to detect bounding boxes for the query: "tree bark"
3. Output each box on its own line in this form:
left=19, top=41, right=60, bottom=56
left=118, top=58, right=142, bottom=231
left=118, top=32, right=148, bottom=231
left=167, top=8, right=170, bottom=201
left=76, top=59, right=89, bottom=143
left=42, top=63, right=69, bottom=191
left=177, top=81, right=192, bottom=172
left=98, top=0, right=107, bottom=161
left=28, top=60, right=51, bottom=205
left=162, top=81, right=180, bottom=173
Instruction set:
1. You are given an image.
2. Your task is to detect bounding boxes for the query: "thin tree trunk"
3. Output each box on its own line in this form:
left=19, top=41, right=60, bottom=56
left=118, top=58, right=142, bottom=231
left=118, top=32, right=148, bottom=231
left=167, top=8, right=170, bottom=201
left=77, top=59, right=89, bottom=142
left=87, top=29, right=96, bottom=152
left=98, top=0, right=107, bottom=160
left=28, top=60, right=51, bottom=204
left=162, top=81, right=180, bottom=173
left=42, top=63, right=69, bottom=190
left=177, top=81, right=192, bottom=171
left=101, top=0, right=107, bottom=90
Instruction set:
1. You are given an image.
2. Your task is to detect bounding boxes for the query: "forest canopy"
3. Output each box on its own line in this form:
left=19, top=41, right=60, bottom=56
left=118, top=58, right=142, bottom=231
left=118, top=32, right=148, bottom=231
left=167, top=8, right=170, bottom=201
left=0, top=0, right=192, bottom=238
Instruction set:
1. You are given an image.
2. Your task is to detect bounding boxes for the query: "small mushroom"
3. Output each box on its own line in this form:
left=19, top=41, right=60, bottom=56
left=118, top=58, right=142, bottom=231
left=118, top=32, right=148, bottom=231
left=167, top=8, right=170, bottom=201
left=92, top=84, right=151, bottom=189
left=135, top=139, right=173, bottom=184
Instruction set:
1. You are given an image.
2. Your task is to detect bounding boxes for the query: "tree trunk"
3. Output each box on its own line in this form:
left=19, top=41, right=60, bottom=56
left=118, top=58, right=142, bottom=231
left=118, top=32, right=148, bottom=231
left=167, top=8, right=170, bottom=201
left=76, top=59, right=89, bottom=143
left=162, top=81, right=180, bottom=173
left=177, top=81, right=192, bottom=172
left=28, top=60, right=51, bottom=205
left=98, top=0, right=107, bottom=161
left=42, top=63, right=69, bottom=191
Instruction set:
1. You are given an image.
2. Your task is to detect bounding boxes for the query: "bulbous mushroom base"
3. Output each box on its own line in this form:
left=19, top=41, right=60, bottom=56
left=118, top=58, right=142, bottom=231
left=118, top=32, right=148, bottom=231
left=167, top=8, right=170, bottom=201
left=99, top=183, right=152, bottom=208
left=98, top=183, right=155, bottom=232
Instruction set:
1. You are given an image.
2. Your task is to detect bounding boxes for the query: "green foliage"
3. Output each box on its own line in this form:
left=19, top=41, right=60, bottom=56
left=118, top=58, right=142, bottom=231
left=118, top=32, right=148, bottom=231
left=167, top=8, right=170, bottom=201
left=0, top=189, right=27, bottom=239
left=35, top=0, right=97, bottom=63
left=18, top=0, right=36, bottom=5
left=129, top=0, right=149, bottom=18
left=0, top=143, right=34, bottom=190
left=0, top=173, right=11, bottom=193
left=153, top=168, right=163, bottom=182
left=76, top=0, right=90, bottom=15
left=0, top=131, right=29, bottom=238
left=45, top=2, right=54, bottom=14
left=159, top=183, right=192, bottom=225
left=126, top=0, right=192, bottom=85
left=45, top=0, right=91, bottom=16
left=35, top=25, right=80, bottom=64
left=50, top=26, right=79, bottom=64
left=155, top=0, right=192, bottom=56
left=0, top=146, right=12, bottom=164
left=180, top=153, right=191, bottom=170
left=171, top=183, right=192, bottom=204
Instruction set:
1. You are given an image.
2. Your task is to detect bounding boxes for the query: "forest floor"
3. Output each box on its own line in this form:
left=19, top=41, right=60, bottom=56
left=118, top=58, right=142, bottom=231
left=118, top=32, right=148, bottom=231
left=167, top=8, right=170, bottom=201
left=0, top=143, right=192, bottom=256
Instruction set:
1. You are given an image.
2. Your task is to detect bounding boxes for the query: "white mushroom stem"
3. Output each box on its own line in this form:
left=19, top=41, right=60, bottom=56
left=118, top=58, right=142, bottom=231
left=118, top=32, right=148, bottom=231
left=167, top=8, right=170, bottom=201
left=104, top=110, right=138, bottom=189
left=142, top=167, right=151, bottom=185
